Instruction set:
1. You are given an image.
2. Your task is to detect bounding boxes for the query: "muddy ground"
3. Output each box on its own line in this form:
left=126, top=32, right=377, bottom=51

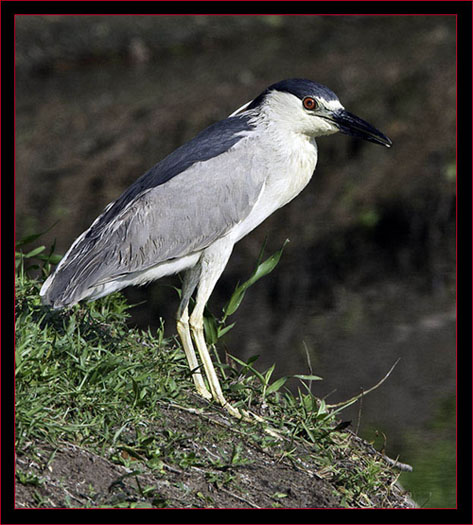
left=16, top=405, right=414, bottom=509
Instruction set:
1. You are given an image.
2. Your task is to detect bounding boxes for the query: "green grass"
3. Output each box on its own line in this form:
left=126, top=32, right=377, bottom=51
left=15, top=242, right=412, bottom=508
left=16, top=273, right=186, bottom=452
left=15, top=272, right=339, bottom=452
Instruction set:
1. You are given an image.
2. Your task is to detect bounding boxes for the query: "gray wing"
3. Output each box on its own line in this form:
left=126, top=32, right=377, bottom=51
left=41, top=134, right=265, bottom=307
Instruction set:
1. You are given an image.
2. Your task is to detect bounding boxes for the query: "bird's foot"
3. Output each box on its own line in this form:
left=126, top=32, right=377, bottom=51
left=242, top=409, right=282, bottom=440
left=221, top=401, right=244, bottom=419
left=196, top=384, right=213, bottom=400
left=221, top=404, right=282, bottom=440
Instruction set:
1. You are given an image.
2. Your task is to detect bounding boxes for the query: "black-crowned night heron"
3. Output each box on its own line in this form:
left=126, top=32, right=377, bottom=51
left=41, top=78, right=392, bottom=419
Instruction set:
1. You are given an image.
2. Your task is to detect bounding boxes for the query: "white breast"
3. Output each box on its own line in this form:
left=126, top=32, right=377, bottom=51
left=228, top=130, right=318, bottom=244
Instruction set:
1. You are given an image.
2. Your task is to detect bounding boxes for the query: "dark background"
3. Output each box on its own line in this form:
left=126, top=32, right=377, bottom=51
left=14, top=10, right=459, bottom=507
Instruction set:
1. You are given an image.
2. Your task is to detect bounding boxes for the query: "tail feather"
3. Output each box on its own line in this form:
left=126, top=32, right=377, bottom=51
left=40, top=268, right=89, bottom=309
left=40, top=242, right=108, bottom=308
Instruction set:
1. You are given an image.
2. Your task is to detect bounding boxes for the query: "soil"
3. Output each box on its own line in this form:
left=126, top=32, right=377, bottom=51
left=16, top=405, right=414, bottom=509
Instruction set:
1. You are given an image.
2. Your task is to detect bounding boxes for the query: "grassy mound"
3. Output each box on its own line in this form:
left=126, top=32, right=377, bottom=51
left=15, top=266, right=414, bottom=508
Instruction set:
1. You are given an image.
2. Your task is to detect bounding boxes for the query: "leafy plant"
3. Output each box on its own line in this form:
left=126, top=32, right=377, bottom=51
left=203, top=239, right=290, bottom=345
left=16, top=228, right=63, bottom=280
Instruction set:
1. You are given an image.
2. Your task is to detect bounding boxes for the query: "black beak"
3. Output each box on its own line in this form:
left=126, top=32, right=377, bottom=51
left=328, top=109, right=392, bottom=148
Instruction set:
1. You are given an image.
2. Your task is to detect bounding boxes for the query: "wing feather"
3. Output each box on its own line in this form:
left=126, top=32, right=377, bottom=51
left=41, top=134, right=266, bottom=307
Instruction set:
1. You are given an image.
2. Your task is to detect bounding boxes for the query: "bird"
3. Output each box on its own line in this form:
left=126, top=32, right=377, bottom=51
left=40, top=78, right=392, bottom=419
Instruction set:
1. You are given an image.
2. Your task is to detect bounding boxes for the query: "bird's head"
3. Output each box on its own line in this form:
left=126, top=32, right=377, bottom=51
left=233, top=78, right=392, bottom=147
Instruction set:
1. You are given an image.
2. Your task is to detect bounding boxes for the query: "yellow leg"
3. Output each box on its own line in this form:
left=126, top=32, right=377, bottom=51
left=188, top=239, right=243, bottom=418
left=189, top=312, right=282, bottom=437
left=177, top=241, right=283, bottom=438
left=176, top=306, right=212, bottom=400
left=189, top=313, right=241, bottom=418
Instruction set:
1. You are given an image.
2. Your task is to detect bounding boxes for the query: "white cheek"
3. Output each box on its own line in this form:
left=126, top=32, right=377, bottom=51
left=312, top=116, right=339, bottom=135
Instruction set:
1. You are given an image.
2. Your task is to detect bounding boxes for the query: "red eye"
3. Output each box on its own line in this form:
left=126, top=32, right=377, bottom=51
left=303, top=97, right=318, bottom=110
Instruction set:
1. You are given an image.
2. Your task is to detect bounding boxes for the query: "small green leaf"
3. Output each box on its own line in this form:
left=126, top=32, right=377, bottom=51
left=250, top=238, right=289, bottom=284
left=25, top=246, right=45, bottom=258
left=217, top=322, right=236, bottom=338
left=203, top=315, right=218, bottom=345
left=301, top=420, right=316, bottom=443
left=264, top=363, right=276, bottom=384
left=228, top=354, right=265, bottom=382
left=293, top=374, right=323, bottom=381
left=15, top=233, right=44, bottom=248
left=228, top=354, right=249, bottom=367
left=266, top=376, right=288, bottom=395
left=223, top=285, right=246, bottom=317
left=38, top=253, right=63, bottom=264
left=15, top=221, right=60, bottom=248
left=223, top=239, right=289, bottom=317
left=317, top=399, right=328, bottom=416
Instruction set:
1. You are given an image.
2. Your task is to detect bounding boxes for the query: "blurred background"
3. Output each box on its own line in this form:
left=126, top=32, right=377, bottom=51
left=15, top=15, right=456, bottom=507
